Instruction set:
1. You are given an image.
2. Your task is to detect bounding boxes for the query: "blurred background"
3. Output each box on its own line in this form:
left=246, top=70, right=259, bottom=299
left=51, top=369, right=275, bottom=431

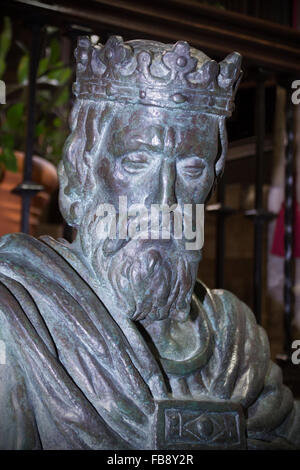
left=0, top=0, right=300, bottom=395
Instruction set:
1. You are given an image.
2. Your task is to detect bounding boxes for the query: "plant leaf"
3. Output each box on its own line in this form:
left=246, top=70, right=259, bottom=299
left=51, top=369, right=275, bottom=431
left=6, top=103, right=24, bottom=129
left=2, top=147, right=17, bottom=172
left=49, top=38, right=60, bottom=65
left=54, top=86, right=69, bottom=106
left=53, top=117, right=62, bottom=128
left=0, top=17, right=12, bottom=60
left=1, top=133, right=14, bottom=149
left=35, top=119, right=46, bottom=137
left=0, top=57, right=5, bottom=79
left=47, top=66, right=71, bottom=84
left=18, top=55, right=29, bottom=83
left=38, top=56, right=49, bottom=77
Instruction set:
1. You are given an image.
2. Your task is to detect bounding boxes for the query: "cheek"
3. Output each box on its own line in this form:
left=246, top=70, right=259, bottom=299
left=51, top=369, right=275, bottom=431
left=176, top=165, right=215, bottom=204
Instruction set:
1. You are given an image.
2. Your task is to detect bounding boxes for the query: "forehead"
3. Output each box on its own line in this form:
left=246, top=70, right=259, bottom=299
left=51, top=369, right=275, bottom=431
left=108, top=105, right=219, bottom=156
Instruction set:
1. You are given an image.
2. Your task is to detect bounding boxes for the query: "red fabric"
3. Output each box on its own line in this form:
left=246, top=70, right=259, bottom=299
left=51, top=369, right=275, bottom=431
left=271, top=200, right=300, bottom=258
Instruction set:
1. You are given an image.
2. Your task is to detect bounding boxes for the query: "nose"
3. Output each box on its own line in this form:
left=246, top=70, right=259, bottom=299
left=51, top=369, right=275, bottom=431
left=157, top=158, right=177, bottom=206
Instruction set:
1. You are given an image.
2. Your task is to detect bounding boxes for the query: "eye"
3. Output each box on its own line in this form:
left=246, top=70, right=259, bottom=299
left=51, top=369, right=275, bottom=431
left=121, top=153, right=151, bottom=174
left=178, top=157, right=205, bottom=179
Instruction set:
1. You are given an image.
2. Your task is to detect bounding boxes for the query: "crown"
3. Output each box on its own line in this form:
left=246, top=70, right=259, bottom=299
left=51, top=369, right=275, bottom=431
left=73, top=36, right=242, bottom=117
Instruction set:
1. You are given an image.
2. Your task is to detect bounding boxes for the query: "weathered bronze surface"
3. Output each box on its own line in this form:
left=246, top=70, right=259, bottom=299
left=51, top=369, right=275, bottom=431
left=0, top=36, right=299, bottom=450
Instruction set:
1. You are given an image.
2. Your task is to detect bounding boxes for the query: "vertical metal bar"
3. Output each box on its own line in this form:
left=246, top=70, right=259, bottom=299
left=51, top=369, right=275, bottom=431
left=21, top=22, right=43, bottom=233
left=216, top=173, right=226, bottom=288
left=283, top=84, right=295, bottom=354
left=253, top=70, right=266, bottom=323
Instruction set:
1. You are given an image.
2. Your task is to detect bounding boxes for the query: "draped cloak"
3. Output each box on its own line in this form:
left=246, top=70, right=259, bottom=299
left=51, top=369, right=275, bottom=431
left=0, top=233, right=299, bottom=449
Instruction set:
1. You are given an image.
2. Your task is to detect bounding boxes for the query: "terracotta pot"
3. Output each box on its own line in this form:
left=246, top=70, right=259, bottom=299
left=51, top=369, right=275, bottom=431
left=0, top=151, right=58, bottom=236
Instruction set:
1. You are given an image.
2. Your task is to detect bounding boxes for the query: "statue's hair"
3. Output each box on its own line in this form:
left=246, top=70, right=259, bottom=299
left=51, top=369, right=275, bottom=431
left=59, top=100, right=228, bottom=226
left=58, top=99, right=118, bottom=226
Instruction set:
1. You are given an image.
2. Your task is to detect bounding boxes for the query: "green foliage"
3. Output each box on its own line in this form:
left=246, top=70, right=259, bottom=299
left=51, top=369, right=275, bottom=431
left=0, top=16, right=72, bottom=172
left=49, top=38, right=60, bottom=65
left=6, top=103, right=24, bottom=128
left=0, top=17, right=12, bottom=79
left=17, top=54, right=29, bottom=83
left=0, top=135, right=17, bottom=172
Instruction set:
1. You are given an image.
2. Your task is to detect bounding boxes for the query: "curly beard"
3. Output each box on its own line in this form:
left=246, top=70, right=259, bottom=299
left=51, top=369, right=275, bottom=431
left=79, top=205, right=200, bottom=322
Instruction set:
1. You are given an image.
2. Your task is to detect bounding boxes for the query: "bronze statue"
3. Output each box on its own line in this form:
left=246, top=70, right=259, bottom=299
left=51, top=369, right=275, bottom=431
left=0, top=36, right=299, bottom=450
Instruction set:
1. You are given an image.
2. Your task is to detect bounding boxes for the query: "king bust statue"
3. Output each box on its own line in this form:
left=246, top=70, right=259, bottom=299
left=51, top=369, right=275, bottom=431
left=0, top=36, right=299, bottom=451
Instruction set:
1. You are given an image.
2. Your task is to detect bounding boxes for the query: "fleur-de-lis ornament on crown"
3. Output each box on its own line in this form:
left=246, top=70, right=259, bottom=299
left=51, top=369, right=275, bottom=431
left=73, top=35, right=242, bottom=117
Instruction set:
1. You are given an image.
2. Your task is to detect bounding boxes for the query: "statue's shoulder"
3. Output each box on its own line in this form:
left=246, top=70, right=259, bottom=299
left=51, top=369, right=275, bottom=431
left=0, top=233, right=74, bottom=274
left=0, top=232, right=51, bottom=258
left=194, top=278, right=256, bottom=321
left=193, top=278, right=268, bottom=347
left=0, top=233, right=58, bottom=353
left=0, top=232, right=50, bottom=285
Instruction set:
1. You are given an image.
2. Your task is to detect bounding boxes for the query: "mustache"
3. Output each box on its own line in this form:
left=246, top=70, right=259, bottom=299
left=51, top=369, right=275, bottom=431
left=87, top=210, right=201, bottom=261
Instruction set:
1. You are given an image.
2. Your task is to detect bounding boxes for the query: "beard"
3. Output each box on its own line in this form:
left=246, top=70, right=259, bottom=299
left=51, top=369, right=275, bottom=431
left=79, top=203, right=201, bottom=322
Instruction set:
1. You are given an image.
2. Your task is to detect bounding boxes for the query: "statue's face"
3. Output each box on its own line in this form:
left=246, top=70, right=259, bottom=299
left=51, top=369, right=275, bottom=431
left=98, top=105, right=219, bottom=209
left=79, top=104, right=220, bottom=322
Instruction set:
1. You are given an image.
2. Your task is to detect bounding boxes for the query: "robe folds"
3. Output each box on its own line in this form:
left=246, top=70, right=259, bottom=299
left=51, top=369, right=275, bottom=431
left=0, top=233, right=299, bottom=449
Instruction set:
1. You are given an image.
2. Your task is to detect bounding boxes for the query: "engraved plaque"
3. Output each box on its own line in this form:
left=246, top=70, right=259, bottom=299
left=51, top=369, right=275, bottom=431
left=154, top=400, right=246, bottom=450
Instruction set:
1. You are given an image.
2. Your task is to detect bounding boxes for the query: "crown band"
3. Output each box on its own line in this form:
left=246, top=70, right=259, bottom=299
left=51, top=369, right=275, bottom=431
left=74, top=81, right=235, bottom=116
